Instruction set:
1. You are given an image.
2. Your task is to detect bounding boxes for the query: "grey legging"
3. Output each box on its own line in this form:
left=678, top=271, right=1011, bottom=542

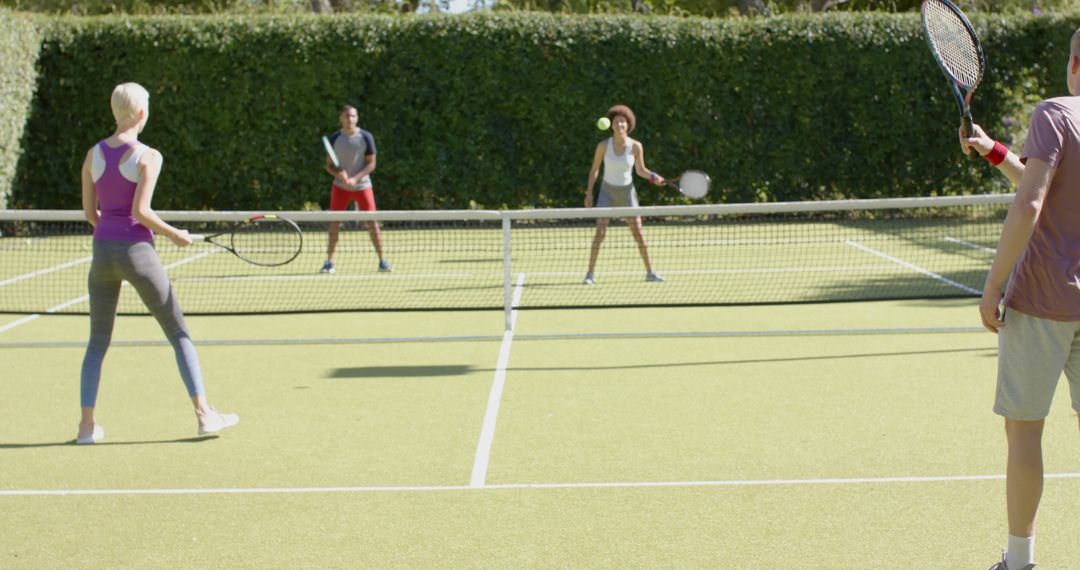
left=80, top=239, right=204, bottom=407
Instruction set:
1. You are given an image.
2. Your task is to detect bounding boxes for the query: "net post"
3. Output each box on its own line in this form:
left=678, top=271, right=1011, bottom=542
left=502, top=215, right=513, bottom=331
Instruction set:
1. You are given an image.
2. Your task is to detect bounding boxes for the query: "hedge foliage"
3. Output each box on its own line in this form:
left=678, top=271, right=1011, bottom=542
left=0, top=10, right=42, bottom=208
left=10, top=12, right=1080, bottom=210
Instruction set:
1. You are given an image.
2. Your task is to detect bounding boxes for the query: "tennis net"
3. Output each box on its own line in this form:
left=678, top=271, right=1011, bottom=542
left=0, top=194, right=1011, bottom=319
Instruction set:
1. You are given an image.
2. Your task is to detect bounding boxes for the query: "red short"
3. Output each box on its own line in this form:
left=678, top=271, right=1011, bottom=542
left=330, top=184, right=376, bottom=212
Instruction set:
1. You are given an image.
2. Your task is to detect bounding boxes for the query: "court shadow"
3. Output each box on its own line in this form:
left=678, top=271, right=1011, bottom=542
left=0, top=436, right=219, bottom=449
left=329, top=365, right=474, bottom=379
left=329, top=348, right=993, bottom=378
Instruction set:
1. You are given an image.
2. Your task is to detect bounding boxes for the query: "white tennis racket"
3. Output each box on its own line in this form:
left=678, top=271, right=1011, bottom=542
left=663, top=170, right=711, bottom=200
left=322, top=135, right=340, bottom=169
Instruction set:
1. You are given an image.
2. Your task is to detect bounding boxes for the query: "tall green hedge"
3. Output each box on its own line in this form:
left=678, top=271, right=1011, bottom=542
left=0, top=10, right=41, bottom=209
left=11, top=12, right=1080, bottom=210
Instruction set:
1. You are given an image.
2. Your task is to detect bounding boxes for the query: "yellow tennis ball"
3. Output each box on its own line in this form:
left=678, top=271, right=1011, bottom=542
left=596, top=117, right=611, bottom=131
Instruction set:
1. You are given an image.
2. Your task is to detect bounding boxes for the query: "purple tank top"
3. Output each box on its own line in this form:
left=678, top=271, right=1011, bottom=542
left=93, top=140, right=153, bottom=243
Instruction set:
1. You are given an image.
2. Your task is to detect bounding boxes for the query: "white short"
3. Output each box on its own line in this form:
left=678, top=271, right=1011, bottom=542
left=995, top=308, right=1080, bottom=420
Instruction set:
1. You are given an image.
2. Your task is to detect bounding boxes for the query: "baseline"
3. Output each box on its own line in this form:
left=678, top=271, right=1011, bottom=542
left=4, top=472, right=1079, bottom=497
left=0, top=325, right=985, bottom=349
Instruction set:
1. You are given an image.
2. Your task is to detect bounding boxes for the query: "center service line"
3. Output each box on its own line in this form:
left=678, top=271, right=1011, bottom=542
left=470, top=272, right=526, bottom=488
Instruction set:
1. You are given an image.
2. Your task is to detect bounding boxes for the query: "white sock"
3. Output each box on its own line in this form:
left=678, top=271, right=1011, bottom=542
left=1006, top=534, right=1034, bottom=569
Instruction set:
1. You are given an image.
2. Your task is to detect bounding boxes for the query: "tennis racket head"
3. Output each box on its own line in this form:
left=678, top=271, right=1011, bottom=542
left=226, top=215, right=303, bottom=267
left=322, top=136, right=340, bottom=169
left=920, top=0, right=985, bottom=136
left=672, top=170, right=711, bottom=200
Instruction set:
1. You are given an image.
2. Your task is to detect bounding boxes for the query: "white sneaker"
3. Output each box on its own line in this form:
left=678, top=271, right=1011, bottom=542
left=75, top=424, right=104, bottom=445
left=583, top=272, right=595, bottom=285
left=645, top=272, right=665, bottom=282
left=198, top=408, right=240, bottom=435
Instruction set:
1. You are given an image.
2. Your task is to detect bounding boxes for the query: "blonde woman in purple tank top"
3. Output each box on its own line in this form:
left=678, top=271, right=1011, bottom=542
left=76, top=82, right=238, bottom=444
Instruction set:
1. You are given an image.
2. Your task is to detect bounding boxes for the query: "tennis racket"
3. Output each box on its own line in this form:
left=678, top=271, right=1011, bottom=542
left=921, top=0, right=985, bottom=144
left=191, top=215, right=303, bottom=267
left=322, top=135, right=341, bottom=169
left=662, top=170, right=711, bottom=200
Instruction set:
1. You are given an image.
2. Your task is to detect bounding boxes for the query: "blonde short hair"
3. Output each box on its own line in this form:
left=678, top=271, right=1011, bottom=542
left=110, top=82, right=149, bottom=126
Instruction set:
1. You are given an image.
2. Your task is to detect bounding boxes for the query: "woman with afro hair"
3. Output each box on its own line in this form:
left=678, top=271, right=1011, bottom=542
left=583, top=104, right=665, bottom=285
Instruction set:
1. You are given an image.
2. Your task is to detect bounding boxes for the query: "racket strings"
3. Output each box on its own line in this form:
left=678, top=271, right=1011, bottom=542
left=230, top=221, right=303, bottom=266
left=679, top=171, right=711, bottom=200
left=922, top=0, right=982, bottom=87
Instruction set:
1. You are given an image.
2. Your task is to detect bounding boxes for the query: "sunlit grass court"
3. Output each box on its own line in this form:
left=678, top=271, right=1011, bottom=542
left=5, top=300, right=1080, bottom=567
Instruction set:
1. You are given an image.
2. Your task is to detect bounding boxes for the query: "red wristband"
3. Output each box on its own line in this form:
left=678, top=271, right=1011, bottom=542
left=985, top=141, right=1008, bottom=166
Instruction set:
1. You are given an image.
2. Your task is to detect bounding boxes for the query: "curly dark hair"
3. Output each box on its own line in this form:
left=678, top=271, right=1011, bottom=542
left=605, top=104, right=636, bottom=134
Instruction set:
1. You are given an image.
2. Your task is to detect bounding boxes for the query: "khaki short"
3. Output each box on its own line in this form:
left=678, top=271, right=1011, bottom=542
left=995, top=308, right=1080, bottom=420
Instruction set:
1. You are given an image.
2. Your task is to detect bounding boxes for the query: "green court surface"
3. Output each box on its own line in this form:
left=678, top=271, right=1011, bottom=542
left=4, top=301, right=1080, bottom=568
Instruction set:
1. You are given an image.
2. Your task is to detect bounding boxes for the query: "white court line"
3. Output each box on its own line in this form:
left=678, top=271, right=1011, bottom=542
left=525, top=265, right=902, bottom=278
left=0, top=255, right=93, bottom=288
left=844, top=240, right=981, bottom=295
left=0, top=335, right=502, bottom=348
left=517, top=326, right=985, bottom=339
left=945, top=236, right=997, bottom=254
left=470, top=272, right=526, bottom=488
left=0, top=250, right=217, bottom=336
left=163, top=250, right=216, bottom=270
left=0, top=315, right=41, bottom=334
left=165, top=265, right=903, bottom=285
left=47, top=294, right=91, bottom=312
left=0, top=326, right=987, bottom=349
left=173, top=271, right=481, bottom=283
left=5, top=472, right=1080, bottom=497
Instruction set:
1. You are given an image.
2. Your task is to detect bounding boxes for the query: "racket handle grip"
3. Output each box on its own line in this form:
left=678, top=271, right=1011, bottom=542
left=961, top=114, right=976, bottom=160
left=189, top=234, right=207, bottom=242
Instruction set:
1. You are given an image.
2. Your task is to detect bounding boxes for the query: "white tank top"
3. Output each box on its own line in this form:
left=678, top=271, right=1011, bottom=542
left=603, top=138, right=635, bottom=186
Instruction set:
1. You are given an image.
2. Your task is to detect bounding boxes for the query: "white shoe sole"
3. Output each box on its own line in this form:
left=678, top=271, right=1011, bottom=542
left=198, top=413, right=240, bottom=435
left=76, top=424, right=104, bottom=445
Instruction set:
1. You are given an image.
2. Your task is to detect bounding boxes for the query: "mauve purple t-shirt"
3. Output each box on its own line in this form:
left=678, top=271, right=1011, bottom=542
left=1006, top=97, right=1080, bottom=321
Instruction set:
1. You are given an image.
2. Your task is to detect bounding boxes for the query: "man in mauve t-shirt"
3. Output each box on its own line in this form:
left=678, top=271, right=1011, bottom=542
left=961, top=26, right=1080, bottom=570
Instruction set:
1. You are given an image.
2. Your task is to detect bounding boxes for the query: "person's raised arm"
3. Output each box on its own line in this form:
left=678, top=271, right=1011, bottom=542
left=962, top=124, right=1024, bottom=186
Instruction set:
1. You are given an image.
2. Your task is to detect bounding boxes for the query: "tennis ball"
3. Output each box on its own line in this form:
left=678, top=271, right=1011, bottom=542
left=596, top=117, right=611, bottom=131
